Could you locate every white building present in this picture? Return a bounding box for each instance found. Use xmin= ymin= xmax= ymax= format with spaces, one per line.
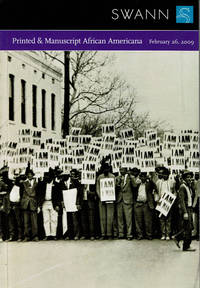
xmin=0 ymin=51 xmax=62 ymax=141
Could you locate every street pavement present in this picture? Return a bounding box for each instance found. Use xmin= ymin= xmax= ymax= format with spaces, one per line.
xmin=0 ymin=239 xmax=199 ymax=288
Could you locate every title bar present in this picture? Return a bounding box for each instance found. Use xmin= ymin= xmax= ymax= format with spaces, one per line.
xmin=0 ymin=30 xmax=198 ymax=51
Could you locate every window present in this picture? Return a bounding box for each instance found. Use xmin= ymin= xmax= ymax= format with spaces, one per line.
xmin=42 ymin=73 xmax=45 ymax=79
xmin=21 ymin=80 xmax=26 ymax=124
xmin=52 ymin=78 xmax=55 ymax=84
xmin=51 ymin=93 xmax=55 ymax=130
xmin=9 ymin=74 xmax=14 ymax=121
xmin=41 ymin=89 xmax=46 ymax=128
xmin=32 ymin=85 xmax=37 ymax=127
xmin=8 ymin=56 xmax=12 ymax=62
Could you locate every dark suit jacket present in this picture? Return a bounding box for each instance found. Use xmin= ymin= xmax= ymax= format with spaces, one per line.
xmin=133 ymin=180 xmax=156 ymax=209
xmin=20 ymin=179 xmax=38 ymax=211
xmin=37 ymin=181 xmax=62 ymax=210
xmin=179 ymin=182 xmax=193 ymax=214
xmin=59 ymin=178 xmax=84 ymax=208
xmin=116 ymin=174 xmax=137 ymax=205
xmin=0 ymin=180 xmax=11 ymax=214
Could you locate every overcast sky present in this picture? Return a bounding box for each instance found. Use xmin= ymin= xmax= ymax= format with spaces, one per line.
xmin=56 ymin=50 xmax=198 ymax=132
xmin=111 ymin=51 xmax=199 ymax=131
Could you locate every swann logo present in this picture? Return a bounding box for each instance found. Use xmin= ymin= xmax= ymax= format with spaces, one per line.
xmin=176 ymin=6 xmax=194 ymax=23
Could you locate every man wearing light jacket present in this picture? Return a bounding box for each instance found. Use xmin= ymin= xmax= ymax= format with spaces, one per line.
xmin=96 ymin=162 xmax=116 ymax=240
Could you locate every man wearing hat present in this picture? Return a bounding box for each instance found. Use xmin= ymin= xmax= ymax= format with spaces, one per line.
xmin=96 ymin=162 xmax=116 ymax=240
xmin=115 ymin=167 xmax=139 ymax=240
xmin=134 ymin=172 xmax=156 ymax=240
xmin=60 ymin=169 xmax=83 ymax=240
xmin=0 ymin=167 xmax=11 ymax=241
xmin=20 ymin=169 xmax=39 ymax=241
xmin=38 ymin=170 xmax=61 ymax=240
xmin=155 ymin=167 xmax=175 ymax=240
xmin=173 ymin=170 xmax=196 ymax=251
xmin=8 ymin=171 xmax=24 ymax=242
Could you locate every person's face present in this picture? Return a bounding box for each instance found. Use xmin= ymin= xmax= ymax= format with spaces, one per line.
xmin=27 ymin=173 xmax=33 ymax=180
xmin=139 ymin=175 xmax=146 ymax=183
xmin=70 ymin=171 xmax=76 ymax=180
xmin=163 ymin=174 xmax=169 ymax=181
xmin=120 ymin=168 xmax=126 ymax=176
xmin=184 ymin=175 xmax=191 ymax=185
xmin=47 ymin=176 xmax=53 ymax=183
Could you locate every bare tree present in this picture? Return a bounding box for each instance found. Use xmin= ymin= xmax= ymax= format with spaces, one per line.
xmin=42 ymin=51 xmax=167 ymax=137
xmin=68 ymin=51 xmax=136 ymax=125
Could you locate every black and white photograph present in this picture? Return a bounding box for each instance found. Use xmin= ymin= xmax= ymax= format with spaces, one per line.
xmin=0 ymin=50 xmax=199 ymax=288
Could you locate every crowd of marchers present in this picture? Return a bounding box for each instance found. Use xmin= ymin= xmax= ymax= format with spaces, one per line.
xmin=0 ymin=159 xmax=199 ymax=252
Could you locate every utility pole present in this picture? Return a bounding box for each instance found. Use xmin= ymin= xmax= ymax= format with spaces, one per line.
xmin=63 ymin=51 xmax=70 ymax=138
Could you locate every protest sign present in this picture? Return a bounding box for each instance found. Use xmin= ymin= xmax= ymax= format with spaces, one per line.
xmin=111 ymin=150 xmax=122 ymax=173
xmin=81 ymin=161 xmax=97 ymax=184
xmin=178 ymin=131 xmax=192 ymax=151
xmin=78 ymin=135 xmax=92 ymax=147
xmin=100 ymin=178 xmax=115 ymax=202
xmin=138 ymin=146 xmax=155 ymax=172
xmin=144 ymin=129 xmax=157 ymax=140
xmin=100 ymin=135 xmax=115 ymax=156
xmin=156 ymin=191 xmax=176 ymax=217
xmin=188 ymin=149 xmax=199 ymax=172
xmin=191 ymin=132 xmax=199 ymax=150
xmin=145 ymin=130 xmax=157 ymax=151
xmin=138 ymin=137 xmax=146 ymax=147
xmin=113 ymin=138 xmax=124 ymax=151
xmin=68 ymin=135 xmax=79 ymax=147
xmin=11 ymin=146 xmax=34 ymax=169
xmin=70 ymin=127 xmax=81 ymax=136
xmin=62 ymin=188 xmax=78 ymax=212
xmin=18 ymin=128 xmax=31 ymax=147
xmin=60 ymin=155 xmax=73 ymax=174
xmin=121 ymin=144 xmax=135 ymax=168
xmin=91 ymin=137 xmax=102 ymax=148
xmin=120 ymin=128 xmax=134 ymax=140
xmin=32 ymin=130 xmax=42 ymax=146
xmin=47 ymin=143 xmax=60 ymax=168
xmin=102 ymin=124 xmax=115 ymax=136
xmin=84 ymin=144 xmax=100 ymax=162
xmin=72 ymin=146 xmax=85 ymax=169
xmin=170 ymin=147 xmax=185 ymax=171
xmin=33 ymin=149 xmax=49 ymax=172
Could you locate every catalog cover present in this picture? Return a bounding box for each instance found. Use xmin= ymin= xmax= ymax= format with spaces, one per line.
xmin=0 ymin=1 xmax=199 ymax=288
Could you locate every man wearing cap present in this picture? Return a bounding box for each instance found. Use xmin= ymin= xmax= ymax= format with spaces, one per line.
xmin=20 ymin=170 xmax=39 ymax=241
xmin=173 ymin=170 xmax=196 ymax=251
xmin=134 ymin=172 xmax=156 ymax=240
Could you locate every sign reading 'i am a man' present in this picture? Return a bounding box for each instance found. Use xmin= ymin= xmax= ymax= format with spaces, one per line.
xmin=100 ymin=178 xmax=115 ymax=202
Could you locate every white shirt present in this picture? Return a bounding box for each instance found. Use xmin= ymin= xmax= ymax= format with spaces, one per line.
xmin=157 ymin=179 xmax=172 ymax=199
xmin=45 ymin=182 xmax=53 ymax=201
xmin=137 ymin=183 xmax=147 ymax=202
xmin=83 ymin=184 xmax=89 ymax=201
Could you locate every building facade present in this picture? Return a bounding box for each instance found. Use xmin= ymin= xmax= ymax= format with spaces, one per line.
xmin=0 ymin=51 xmax=62 ymax=141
